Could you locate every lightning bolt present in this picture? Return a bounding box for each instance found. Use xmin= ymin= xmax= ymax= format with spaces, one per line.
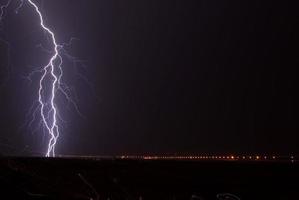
xmin=26 ymin=0 xmax=61 ymax=157
xmin=0 ymin=0 xmax=84 ymax=157
xmin=0 ymin=0 xmax=11 ymax=21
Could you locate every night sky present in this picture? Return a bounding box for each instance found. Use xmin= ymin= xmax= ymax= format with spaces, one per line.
xmin=0 ymin=0 xmax=298 ymax=156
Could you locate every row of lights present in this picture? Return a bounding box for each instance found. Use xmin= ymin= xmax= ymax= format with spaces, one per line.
xmin=119 ymin=155 xmax=281 ymax=160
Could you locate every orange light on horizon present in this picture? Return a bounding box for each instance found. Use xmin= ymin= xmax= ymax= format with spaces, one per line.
xmin=256 ymin=156 xmax=260 ymax=160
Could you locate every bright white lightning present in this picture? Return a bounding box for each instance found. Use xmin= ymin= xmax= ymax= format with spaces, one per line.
xmin=1 ymin=0 xmax=89 ymax=157
xmin=26 ymin=0 xmax=61 ymax=157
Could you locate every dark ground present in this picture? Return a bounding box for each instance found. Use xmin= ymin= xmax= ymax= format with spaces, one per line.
xmin=0 ymin=157 xmax=298 ymax=200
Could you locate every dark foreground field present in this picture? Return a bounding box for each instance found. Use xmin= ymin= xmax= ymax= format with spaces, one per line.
xmin=0 ymin=157 xmax=298 ymax=200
